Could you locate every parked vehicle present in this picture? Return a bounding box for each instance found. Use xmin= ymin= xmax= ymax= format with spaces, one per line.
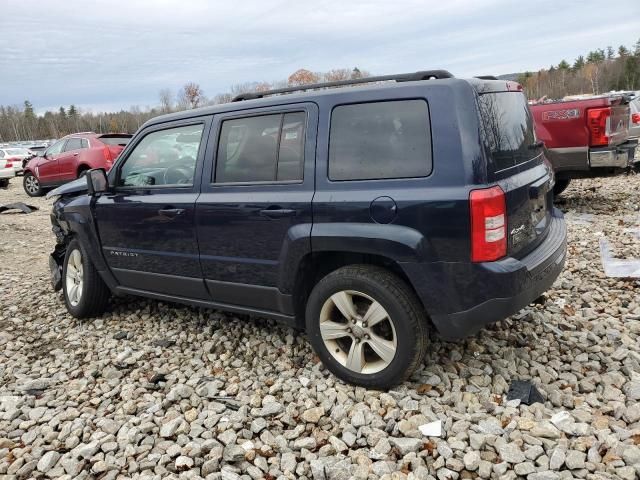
xmin=22 ymin=132 xmax=132 ymax=196
xmin=47 ymin=71 xmax=567 ymax=388
xmin=629 ymin=96 xmax=640 ymax=140
xmin=0 ymin=147 xmax=32 ymax=174
xmin=0 ymin=158 xmax=15 ymax=187
xmin=530 ymin=95 xmax=638 ymax=195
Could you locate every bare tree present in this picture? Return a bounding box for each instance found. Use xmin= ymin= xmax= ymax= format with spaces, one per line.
xmin=159 ymin=89 xmax=174 ymax=113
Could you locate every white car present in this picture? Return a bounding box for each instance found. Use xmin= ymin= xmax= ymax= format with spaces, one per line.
xmin=0 ymin=148 xmax=33 ymax=174
xmin=0 ymin=158 xmax=15 ymax=187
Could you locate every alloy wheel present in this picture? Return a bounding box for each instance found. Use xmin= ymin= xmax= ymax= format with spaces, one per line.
xmin=25 ymin=175 xmax=39 ymax=194
xmin=319 ymin=290 xmax=397 ymax=374
xmin=65 ymin=249 xmax=84 ymax=307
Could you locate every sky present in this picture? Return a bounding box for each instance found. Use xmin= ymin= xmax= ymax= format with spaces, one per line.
xmin=1 ymin=0 xmax=639 ymax=114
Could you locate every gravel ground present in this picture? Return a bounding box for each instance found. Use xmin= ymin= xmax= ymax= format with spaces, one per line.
xmin=1 ymin=174 xmax=640 ymax=480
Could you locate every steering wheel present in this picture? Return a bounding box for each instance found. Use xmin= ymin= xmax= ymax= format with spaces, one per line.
xmin=163 ymin=165 xmax=193 ymax=185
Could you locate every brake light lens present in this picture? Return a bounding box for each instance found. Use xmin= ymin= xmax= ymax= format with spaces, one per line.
xmin=103 ymin=146 xmax=113 ymax=163
xmin=587 ymin=107 xmax=611 ymax=147
xmin=632 ymin=113 xmax=640 ymax=124
xmin=470 ymin=186 xmax=507 ymax=262
xmin=5 ymin=160 xmax=13 ymax=168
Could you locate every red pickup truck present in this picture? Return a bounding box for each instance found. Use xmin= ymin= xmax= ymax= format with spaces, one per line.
xmin=530 ymin=95 xmax=638 ymax=195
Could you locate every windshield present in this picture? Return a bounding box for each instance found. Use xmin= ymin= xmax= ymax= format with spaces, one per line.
xmin=98 ymin=135 xmax=132 ymax=146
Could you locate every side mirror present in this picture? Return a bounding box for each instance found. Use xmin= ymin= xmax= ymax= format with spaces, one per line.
xmin=86 ymin=168 xmax=109 ymax=196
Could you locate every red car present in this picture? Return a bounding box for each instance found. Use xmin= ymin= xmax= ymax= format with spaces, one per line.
xmin=22 ymin=132 xmax=132 ymax=196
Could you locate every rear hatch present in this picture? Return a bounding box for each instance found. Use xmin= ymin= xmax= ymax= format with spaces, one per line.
xmin=98 ymin=134 xmax=132 ymax=159
xmin=475 ymin=82 xmax=554 ymax=258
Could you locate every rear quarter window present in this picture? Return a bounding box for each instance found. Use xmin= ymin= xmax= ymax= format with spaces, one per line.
xmin=477 ymin=92 xmax=537 ymax=172
xmin=329 ymin=99 xmax=432 ymax=181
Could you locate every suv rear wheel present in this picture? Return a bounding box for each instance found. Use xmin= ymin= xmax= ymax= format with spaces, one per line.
xmin=63 ymin=239 xmax=110 ymax=318
xmin=306 ymin=265 xmax=427 ymax=389
xmin=23 ymin=172 xmax=43 ymax=197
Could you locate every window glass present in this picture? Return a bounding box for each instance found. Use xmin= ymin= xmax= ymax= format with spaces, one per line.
xmin=329 ymin=100 xmax=431 ymax=181
xmin=46 ymin=140 xmax=66 ymax=156
xmin=477 ymin=92 xmax=537 ymax=171
xmin=81 ymin=138 xmax=89 ymax=149
xmin=215 ymin=112 xmax=305 ymax=183
xmin=118 ymin=124 xmax=204 ymax=187
xmin=0 ymin=151 xmax=4 ymax=158
xmin=64 ymin=138 xmax=83 ymax=151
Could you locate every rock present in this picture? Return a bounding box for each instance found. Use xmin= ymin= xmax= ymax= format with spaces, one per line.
xmin=463 ymin=451 xmax=481 ymax=471
xmin=564 ymin=450 xmax=586 ymax=469
xmin=514 ymin=462 xmax=536 ymax=476
xmin=37 ymin=450 xmax=61 ymax=472
xmin=390 ymin=437 xmax=423 ymax=455
xmin=281 ymin=452 xmax=297 ymax=473
xmin=176 ymin=455 xmax=194 ymax=470
xmin=223 ymin=444 xmax=246 ymax=462
xmin=498 ymin=443 xmax=525 ymax=463
xmin=621 ymin=446 xmax=640 ymax=466
xmin=527 ymin=472 xmax=560 ymax=480
xmin=259 ymin=402 xmax=284 ymax=417
xmin=301 ymin=406 xmax=324 ymax=423
xmin=160 ymin=416 xmax=183 ymax=438
xmin=549 ymin=448 xmax=565 ymax=470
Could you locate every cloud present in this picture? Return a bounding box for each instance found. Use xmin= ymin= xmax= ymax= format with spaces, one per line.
xmin=1 ymin=0 xmax=638 ymax=112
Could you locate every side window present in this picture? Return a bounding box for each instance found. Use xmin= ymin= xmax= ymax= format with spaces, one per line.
xmin=215 ymin=111 xmax=306 ymax=183
xmin=329 ymin=100 xmax=432 ymax=181
xmin=64 ymin=138 xmax=83 ymax=152
xmin=46 ymin=140 xmax=66 ymax=156
xmin=118 ymin=124 xmax=204 ymax=187
xmin=81 ymin=138 xmax=89 ymax=149
xmin=0 ymin=151 xmax=4 ymax=158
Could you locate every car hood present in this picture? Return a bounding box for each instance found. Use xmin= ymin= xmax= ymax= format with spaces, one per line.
xmin=46 ymin=177 xmax=87 ymax=198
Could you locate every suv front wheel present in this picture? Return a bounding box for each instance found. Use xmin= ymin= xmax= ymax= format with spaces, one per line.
xmin=23 ymin=172 xmax=43 ymax=197
xmin=63 ymin=239 xmax=110 ymax=318
xmin=306 ymin=265 xmax=427 ymax=389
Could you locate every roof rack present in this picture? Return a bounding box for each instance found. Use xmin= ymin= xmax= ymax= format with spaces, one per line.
xmin=232 ymin=69 xmax=454 ymax=102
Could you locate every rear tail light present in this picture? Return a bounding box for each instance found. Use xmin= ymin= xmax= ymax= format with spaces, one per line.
xmin=470 ymin=186 xmax=507 ymax=262
xmin=632 ymin=113 xmax=640 ymax=124
xmin=5 ymin=160 xmax=13 ymax=168
xmin=586 ymin=107 xmax=611 ymax=147
xmin=103 ymin=146 xmax=113 ymax=163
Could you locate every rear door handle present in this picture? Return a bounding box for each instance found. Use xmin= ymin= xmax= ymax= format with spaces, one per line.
xmin=158 ymin=208 xmax=185 ymax=217
xmin=260 ymin=208 xmax=296 ymax=218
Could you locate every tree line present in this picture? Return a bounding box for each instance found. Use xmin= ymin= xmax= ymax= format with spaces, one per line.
xmin=0 ymin=67 xmax=369 ymax=143
xmin=518 ymin=39 xmax=640 ymax=100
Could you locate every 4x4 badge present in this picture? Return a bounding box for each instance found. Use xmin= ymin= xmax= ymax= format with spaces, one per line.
xmin=109 ymin=250 xmax=139 ymax=257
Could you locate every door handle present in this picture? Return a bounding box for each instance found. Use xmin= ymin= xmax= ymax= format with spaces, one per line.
xmin=158 ymin=207 xmax=185 ymax=217
xmin=73 ymin=153 xmax=79 ymax=156
xmin=259 ymin=207 xmax=296 ymax=218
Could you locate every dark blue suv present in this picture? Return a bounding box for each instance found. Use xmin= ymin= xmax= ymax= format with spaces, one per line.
xmin=48 ymin=71 xmax=566 ymax=388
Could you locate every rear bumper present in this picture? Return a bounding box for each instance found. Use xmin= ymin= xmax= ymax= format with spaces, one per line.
xmin=0 ymin=168 xmax=15 ymax=179
xmin=590 ymin=140 xmax=637 ymax=168
xmin=401 ymin=208 xmax=566 ymax=340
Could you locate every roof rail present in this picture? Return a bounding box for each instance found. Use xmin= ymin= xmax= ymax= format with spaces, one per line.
xmin=475 ymin=75 xmax=498 ymax=80
xmin=232 ymin=69 xmax=454 ymax=102
xmin=69 ymin=131 xmax=96 ymax=135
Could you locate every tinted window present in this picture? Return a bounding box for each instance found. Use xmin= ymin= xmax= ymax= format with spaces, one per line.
xmin=329 ymin=100 xmax=431 ymax=181
xmin=477 ymin=92 xmax=537 ymax=171
xmin=215 ymin=112 xmax=305 ymax=183
xmin=64 ymin=138 xmax=83 ymax=151
xmin=118 ymin=124 xmax=203 ymax=187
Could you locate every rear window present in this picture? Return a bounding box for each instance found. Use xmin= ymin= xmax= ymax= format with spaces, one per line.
xmin=99 ymin=135 xmax=132 ymax=146
xmin=329 ymin=100 xmax=432 ymax=181
xmin=477 ymin=92 xmax=537 ymax=171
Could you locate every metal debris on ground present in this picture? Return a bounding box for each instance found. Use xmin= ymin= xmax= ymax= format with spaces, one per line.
xmin=599 ymin=237 xmax=640 ymax=278
xmin=506 ymin=380 xmax=544 ymax=405
xmin=0 ymin=202 xmax=39 ymax=214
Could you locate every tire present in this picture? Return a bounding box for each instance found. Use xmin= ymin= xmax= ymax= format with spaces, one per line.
xmin=305 ymin=265 xmax=428 ymax=389
xmin=78 ymin=167 xmax=89 ymax=178
xmin=23 ymin=172 xmax=44 ymax=197
xmin=62 ymin=239 xmax=110 ymax=318
xmin=0 ymin=178 xmax=8 ymax=188
xmin=553 ymin=178 xmax=570 ymax=197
